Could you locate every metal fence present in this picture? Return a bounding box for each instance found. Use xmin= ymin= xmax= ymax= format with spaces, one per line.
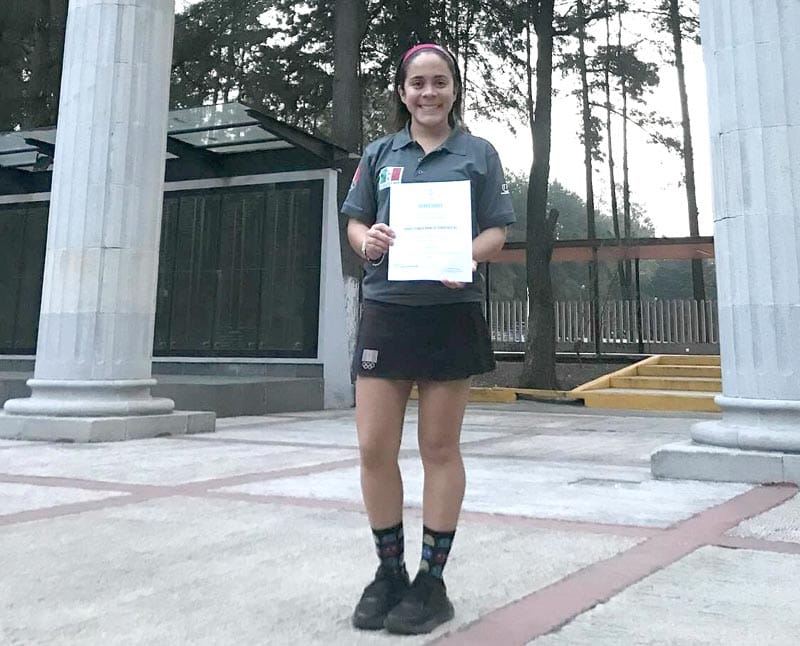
xmin=488 ymin=298 xmax=719 ymax=354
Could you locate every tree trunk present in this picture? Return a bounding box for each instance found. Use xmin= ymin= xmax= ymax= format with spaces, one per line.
xmin=603 ymin=0 xmax=625 ymax=296
xmin=333 ymin=0 xmax=364 ymax=279
xmin=619 ymin=7 xmax=633 ymax=301
xmin=668 ymin=0 xmax=705 ymax=301
xmin=576 ymin=0 xmax=600 ymax=354
xmin=520 ymin=0 xmax=559 ymax=390
xmin=621 ymin=78 xmax=634 ymax=301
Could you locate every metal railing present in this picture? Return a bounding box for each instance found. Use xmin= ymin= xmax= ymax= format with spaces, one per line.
xmin=488 ymin=298 xmax=719 ymax=354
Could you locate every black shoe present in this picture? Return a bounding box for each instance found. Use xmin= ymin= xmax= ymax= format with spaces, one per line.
xmin=383 ymin=571 xmax=455 ymax=635
xmin=351 ymin=565 xmax=411 ymax=630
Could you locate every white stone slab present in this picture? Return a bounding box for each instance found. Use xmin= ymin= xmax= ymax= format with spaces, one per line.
xmin=728 ymin=494 xmax=800 ymax=545
xmin=652 ymin=440 xmax=797 ymax=484
xmin=531 ymin=546 xmax=800 ymax=645
xmin=207 ymin=420 xmax=505 ymax=450
xmin=0 ymin=483 xmax=125 ymax=516
xmin=221 ymin=457 xmax=749 ymax=528
xmin=0 ymin=410 xmax=214 ymax=443
xmin=0 ymin=497 xmax=638 ymax=645
xmin=463 ymin=431 xmax=689 ymax=465
xmin=0 ymin=440 xmax=356 ymax=486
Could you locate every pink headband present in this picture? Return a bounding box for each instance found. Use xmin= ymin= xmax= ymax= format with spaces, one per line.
xmin=402 ymin=43 xmax=451 ymax=63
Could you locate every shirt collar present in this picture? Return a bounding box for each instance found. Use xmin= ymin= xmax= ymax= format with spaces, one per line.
xmin=391 ymin=123 xmax=469 ymax=156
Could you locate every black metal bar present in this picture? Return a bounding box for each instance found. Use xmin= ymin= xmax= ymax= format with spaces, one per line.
xmin=203 ymin=137 xmax=279 ymax=150
xmin=23 ymin=137 xmax=56 ymax=157
xmin=591 ymin=246 xmax=601 ymax=356
xmin=635 ymin=257 xmax=644 ymax=353
xmin=166 ymin=135 xmax=222 ymax=170
xmin=168 ymin=120 xmax=256 ymax=136
xmin=242 ymin=103 xmax=351 ymax=165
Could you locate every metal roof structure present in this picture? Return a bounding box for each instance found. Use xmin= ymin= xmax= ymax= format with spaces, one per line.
xmin=0 ymin=101 xmax=353 ymax=195
xmin=496 ymin=236 xmax=715 ymax=263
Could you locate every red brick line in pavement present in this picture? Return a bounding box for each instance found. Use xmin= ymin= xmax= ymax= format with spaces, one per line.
xmin=169 ymin=430 xmax=519 ymax=451
xmin=0 ymin=456 xmax=362 ymax=497
xmin=169 ymin=434 xmax=357 ymax=451
xmin=198 ymin=490 xmax=660 ymax=538
xmin=0 ymin=492 xmax=158 ymax=527
xmin=0 ymin=457 xmax=361 ymax=526
xmin=433 ymin=484 xmax=799 ymax=646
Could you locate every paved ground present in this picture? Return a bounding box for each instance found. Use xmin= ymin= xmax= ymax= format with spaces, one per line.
xmin=0 ymin=402 xmax=798 ymax=645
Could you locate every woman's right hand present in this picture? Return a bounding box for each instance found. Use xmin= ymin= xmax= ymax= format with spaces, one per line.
xmin=363 ymin=223 xmax=395 ymax=259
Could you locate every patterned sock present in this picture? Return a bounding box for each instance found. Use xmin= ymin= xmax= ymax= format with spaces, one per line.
xmin=419 ymin=526 xmax=456 ymax=579
xmin=372 ymin=523 xmax=405 ymax=573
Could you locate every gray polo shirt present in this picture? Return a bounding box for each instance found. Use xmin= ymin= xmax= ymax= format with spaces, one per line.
xmin=342 ymin=125 xmax=516 ymax=306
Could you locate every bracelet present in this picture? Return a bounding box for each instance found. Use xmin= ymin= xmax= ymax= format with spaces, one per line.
xmin=360 ymin=235 xmax=384 ymax=264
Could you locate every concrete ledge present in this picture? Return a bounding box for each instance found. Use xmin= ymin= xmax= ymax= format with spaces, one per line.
xmin=651 ymin=440 xmax=800 ymax=485
xmin=1 ymin=372 xmax=324 ymax=417
xmin=0 ymin=410 xmax=215 ymax=443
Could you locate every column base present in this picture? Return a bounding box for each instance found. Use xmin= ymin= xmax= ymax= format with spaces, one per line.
xmin=651 ymin=441 xmax=800 ymax=485
xmin=0 ymin=410 xmax=215 ymax=443
xmin=3 ymin=379 xmax=175 ymax=417
xmin=691 ymin=396 xmax=800 ymax=452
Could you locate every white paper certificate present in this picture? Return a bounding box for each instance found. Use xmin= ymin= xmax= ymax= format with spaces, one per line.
xmin=387 ymin=180 xmax=473 ymax=282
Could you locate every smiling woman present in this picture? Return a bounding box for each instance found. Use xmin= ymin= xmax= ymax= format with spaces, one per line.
xmin=392 ymin=45 xmax=463 ymax=137
xmin=342 ymin=43 xmax=515 ymax=636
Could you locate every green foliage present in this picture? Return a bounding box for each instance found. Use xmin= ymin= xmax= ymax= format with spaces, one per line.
xmin=171 ymin=0 xmax=335 ymax=134
xmin=489 ymin=171 xmax=708 ymax=305
xmin=503 ymin=173 xmax=654 ymax=244
xmin=170 ymin=0 xmax=527 ymax=143
xmin=0 ymin=0 xmax=67 ymax=130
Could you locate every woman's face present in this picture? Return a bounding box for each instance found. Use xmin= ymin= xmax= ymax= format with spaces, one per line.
xmin=398 ymin=51 xmax=457 ymax=132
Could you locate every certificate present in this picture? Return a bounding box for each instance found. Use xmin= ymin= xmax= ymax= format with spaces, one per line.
xmin=387 ymin=180 xmax=473 ymax=282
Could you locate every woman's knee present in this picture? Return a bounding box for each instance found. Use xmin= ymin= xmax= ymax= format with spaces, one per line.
xmin=419 ymin=435 xmax=461 ymax=467
xmin=359 ymin=433 xmax=400 ymax=471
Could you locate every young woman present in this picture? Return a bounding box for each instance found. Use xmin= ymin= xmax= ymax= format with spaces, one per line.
xmin=341 ymin=43 xmax=515 ymax=635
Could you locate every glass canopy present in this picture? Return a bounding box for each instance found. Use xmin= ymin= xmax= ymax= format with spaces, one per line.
xmin=0 ymin=101 xmax=346 ymax=176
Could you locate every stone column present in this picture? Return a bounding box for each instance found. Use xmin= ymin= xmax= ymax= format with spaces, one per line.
xmin=652 ymin=0 xmax=800 ymax=483
xmin=0 ymin=0 xmax=214 ymax=441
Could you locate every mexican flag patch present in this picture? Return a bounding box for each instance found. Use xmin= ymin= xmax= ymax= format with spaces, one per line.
xmin=378 ymin=166 xmax=404 ymax=190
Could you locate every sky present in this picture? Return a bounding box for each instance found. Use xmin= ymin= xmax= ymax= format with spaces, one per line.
xmin=174 ymin=1 xmax=713 ymax=238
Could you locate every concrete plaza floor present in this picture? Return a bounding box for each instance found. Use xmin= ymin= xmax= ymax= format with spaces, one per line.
xmin=1 ymin=402 xmax=798 ymax=645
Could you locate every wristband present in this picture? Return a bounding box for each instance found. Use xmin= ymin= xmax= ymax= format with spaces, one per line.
xmin=361 ymin=235 xmax=382 ymax=262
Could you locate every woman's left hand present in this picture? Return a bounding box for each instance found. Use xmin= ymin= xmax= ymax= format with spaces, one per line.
xmin=441 ymin=260 xmax=478 ymax=289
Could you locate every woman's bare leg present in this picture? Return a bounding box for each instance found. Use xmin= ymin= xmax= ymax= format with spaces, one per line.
xmin=355 ymin=376 xmax=413 ymax=528
xmin=416 ymin=379 xmax=471 ymax=530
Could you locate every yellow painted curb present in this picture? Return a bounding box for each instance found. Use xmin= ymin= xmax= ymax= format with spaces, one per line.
xmin=570 ymin=355 xmax=660 ymax=394
xmin=409 ymin=386 xmax=517 ymax=402
xmin=409 ymin=386 xmax=578 ymax=403
xmin=581 ymin=390 xmax=721 ymax=413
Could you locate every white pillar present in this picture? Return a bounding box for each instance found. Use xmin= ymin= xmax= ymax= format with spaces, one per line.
xmin=0 ymin=0 xmax=214 ymax=441
xmin=652 ymin=0 xmax=800 ymax=483
xmin=318 ymin=170 xmax=356 ymax=409
xmin=691 ymin=0 xmax=800 ymax=452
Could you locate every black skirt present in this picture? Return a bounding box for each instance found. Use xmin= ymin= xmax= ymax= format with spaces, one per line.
xmin=352 ymin=300 xmax=495 ymax=381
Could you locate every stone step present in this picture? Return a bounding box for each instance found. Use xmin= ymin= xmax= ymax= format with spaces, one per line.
xmin=638 ymin=365 xmax=721 ymax=378
xmin=610 ymin=375 xmax=722 ymax=392
xmin=579 ymin=387 xmax=720 ymax=413
xmin=655 ymin=354 xmax=720 ymax=366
